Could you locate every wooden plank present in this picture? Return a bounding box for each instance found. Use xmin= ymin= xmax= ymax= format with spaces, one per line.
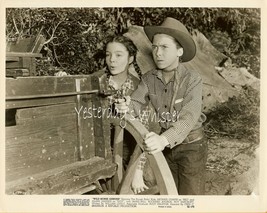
xmin=6 ymin=96 xmax=76 ymax=109
xmin=6 ymin=56 xmax=19 ymax=62
xmin=31 ymin=35 xmax=45 ymax=53
xmin=119 ymin=145 xmax=142 ymax=194
xmin=6 ymin=37 xmax=37 ymax=52
xmin=16 ymin=100 xmax=95 ymax=161
xmin=6 ymin=112 xmax=79 ymax=182
xmin=6 ymin=52 xmax=42 ymax=58
xmin=7 ymin=103 xmax=95 ymax=180
xmin=6 ymin=157 xmax=117 ymax=195
xmin=16 ymin=103 xmax=76 ymax=121
xmin=6 ymin=75 xmax=97 ymax=109
xmin=29 ymin=57 xmax=36 ymax=76
xmin=102 ymin=99 xmax=112 ymax=160
xmin=6 ymin=35 xmax=44 ymax=54
xmin=76 ymin=79 xmax=84 ymax=161
xmin=75 ymin=79 xmax=96 ymax=160
xmin=6 ymin=69 xmax=30 ymax=78
xmin=6 ymin=57 xmax=32 ymax=69
xmin=77 ymin=95 xmax=96 ymax=160
xmin=91 ymin=76 xmax=109 ymax=158
xmin=6 ymin=75 xmax=93 ymax=99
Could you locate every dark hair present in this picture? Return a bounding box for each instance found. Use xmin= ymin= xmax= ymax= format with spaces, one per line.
xmin=105 ymin=35 xmax=142 ymax=78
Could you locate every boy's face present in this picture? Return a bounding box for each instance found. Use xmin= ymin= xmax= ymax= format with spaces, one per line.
xmin=106 ymin=42 xmax=133 ymax=76
xmin=152 ymin=34 xmax=183 ymax=71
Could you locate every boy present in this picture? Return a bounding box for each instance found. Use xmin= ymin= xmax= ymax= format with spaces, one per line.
xmin=119 ymin=17 xmax=207 ymax=195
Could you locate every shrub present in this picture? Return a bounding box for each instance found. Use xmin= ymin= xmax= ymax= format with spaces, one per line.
xmin=204 ymin=86 xmax=260 ymax=144
xmin=6 ymin=8 xmax=260 ymax=77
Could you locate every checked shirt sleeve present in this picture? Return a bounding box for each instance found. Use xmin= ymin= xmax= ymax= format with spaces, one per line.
xmin=136 ymin=152 xmax=147 ymax=171
xmin=128 ymin=77 xmax=149 ymax=118
xmin=161 ymin=73 xmax=203 ymax=148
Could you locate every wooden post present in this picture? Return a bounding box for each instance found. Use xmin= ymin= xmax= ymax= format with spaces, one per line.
xmin=75 ymin=79 xmax=84 ymax=161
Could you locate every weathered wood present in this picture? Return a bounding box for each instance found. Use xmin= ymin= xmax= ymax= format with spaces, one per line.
xmin=6 ymin=157 xmax=117 ymax=195
xmin=16 ymin=103 xmax=75 ymax=122
xmin=6 ymin=96 xmax=76 ymax=109
xmin=29 ymin=57 xmax=36 ymax=75
xmin=6 ymin=34 xmax=44 ymax=53
xmin=31 ymin=35 xmax=45 ymax=53
xmin=6 ymin=75 xmax=96 ymax=109
xmin=91 ymin=76 xmax=112 ymax=159
xmin=6 ymin=56 xmax=20 ymax=62
xmin=76 ymin=78 xmax=84 ymax=161
xmin=70 ymin=185 xmax=97 ymax=195
xmin=6 ymin=52 xmax=43 ymax=58
xmin=6 ymin=37 xmax=36 ymax=52
xmin=5 ymin=72 xmax=117 ymax=195
xmin=6 ymin=75 xmax=93 ymax=99
xmin=6 ymin=69 xmax=30 ymax=78
xmin=79 ymin=98 xmax=96 ymax=160
xmin=6 ymin=57 xmax=33 ymax=69
xmin=117 ymin=115 xmax=178 ymax=195
xmin=7 ymin=103 xmax=96 ymax=180
xmin=119 ymin=144 xmax=142 ymax=195
xmin=75 ymin=79 xmax=96 ymax=161
xmin=6 ymin=112 xmax=78 ymax=181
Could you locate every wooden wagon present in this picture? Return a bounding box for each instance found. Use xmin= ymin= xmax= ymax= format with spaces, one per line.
xmin=5 ymin=54 xmax=177 ymax=195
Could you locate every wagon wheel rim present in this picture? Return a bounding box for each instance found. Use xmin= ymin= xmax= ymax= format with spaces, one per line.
xmin=111 ymin=114 xmax=178 ymax=195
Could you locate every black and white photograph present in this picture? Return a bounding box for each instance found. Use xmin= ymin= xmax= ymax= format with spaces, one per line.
xmin=1 ymin=1 xmax=266 ymax=212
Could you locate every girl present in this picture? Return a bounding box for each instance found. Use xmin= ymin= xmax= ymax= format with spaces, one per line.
xmin=105 ymin=35 xmax=149 ymax=193
xmin=104 ymin=35 xmax=140 ymax=109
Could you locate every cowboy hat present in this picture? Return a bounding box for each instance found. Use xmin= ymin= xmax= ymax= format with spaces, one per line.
xmin=144 ymin=17 xmax=196 ymax=62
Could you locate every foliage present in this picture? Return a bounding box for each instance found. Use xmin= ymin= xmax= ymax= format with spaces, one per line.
xmin=6 ymin=7 xmax=260 ymax=77
xmin=204 ymin=86 xmax=260 ymax=143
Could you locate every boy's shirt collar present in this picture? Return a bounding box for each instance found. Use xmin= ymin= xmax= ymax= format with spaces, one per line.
xmin=152 ymin=64 xmax=186 ymax=84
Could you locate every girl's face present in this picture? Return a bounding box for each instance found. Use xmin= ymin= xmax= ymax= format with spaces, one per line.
xmin=106 ymin=42 xmax=133 ymax=76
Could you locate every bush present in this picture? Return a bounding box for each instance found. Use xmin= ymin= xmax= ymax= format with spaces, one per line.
xmin=6 ymin=8 xmax=260 ymax=77
xmin=204 ymin=86 xmax=260 ymax=143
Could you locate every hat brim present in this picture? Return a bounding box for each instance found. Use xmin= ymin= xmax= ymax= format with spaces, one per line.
xmin=144 ymin=26 xmax=196 ymax=62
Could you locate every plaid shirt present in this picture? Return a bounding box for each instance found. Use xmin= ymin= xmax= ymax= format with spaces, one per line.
xmin=107 ymin=73 xmax=138 ymax=105
xmin=130 ymin=64 xmax=206 ymax=149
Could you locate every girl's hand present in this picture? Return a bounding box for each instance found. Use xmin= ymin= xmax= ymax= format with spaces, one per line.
xmin=55 ymin=71 xmax=69 ymax=76
xmin=131 ymin=169 xmax=149 ymax=194
xmin=115 ymin=96 xmax=130 ymax=114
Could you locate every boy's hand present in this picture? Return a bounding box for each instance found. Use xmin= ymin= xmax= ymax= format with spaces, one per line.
xmin=144 ymin=132 xmax=169 ymax=154
xmin=131 ymin=169 xmax=149 ymax=194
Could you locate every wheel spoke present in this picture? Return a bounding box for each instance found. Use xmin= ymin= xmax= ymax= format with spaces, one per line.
xmin=111 ymin=115 xmax=178 ymax=195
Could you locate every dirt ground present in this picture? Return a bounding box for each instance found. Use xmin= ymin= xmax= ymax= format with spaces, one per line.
xmin=205 ymin=137 xmax=259 ymax=195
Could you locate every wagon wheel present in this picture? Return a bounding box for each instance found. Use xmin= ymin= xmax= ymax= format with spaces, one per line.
xmin=101 ymin=114 xmax=178 ymax=195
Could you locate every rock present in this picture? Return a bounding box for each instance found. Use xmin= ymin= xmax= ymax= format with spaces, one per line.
xmin=218 ymin=65 xmax=260 ymax=91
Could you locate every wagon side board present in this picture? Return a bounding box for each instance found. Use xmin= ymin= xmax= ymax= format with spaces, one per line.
xmin=5 ymin=74 xmax=113 ymax=194
xmin=6 ymin=157 xmax=117 ymax=195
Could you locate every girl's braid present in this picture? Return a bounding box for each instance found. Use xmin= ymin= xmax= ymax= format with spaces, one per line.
xmin=133 ymin=60 xmax=142 ymax=79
